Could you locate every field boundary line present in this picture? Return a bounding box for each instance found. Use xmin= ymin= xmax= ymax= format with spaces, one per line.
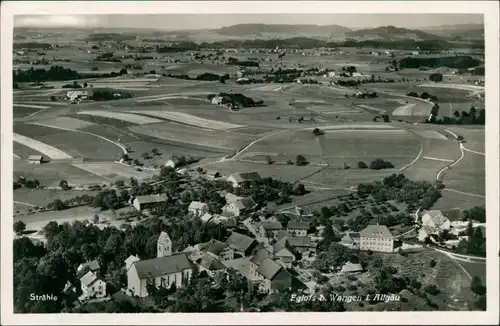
xmin=25 ymin=123 xmax=128 ymax=155
xmin=462 ymin=147 xmax=485 ymax=156
xmin=443 ymin=188 xmax=485 ymax=198
xmin=443 ymin=129 xmax=484 ymax=155
xmin=14 ymin=201 xmax=36 ymax=207
xmin=423 ymin=156 xmax=455 ymax=163
xmin=398 ymin=138 xmax=424 ymax=173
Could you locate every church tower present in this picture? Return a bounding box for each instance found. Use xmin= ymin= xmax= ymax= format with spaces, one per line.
xmin=157 ymin=231 xmax=172 ymax=258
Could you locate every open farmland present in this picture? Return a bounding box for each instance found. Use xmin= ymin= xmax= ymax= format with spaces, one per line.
xmin=441 ymin=151 xmax=485 ymax=196
xmin=128 ymin=121 xmax=257 ymax=151
xmin=71 ymin=162 xmax=156 ymax=182
xmin=14 ymin=188 xmax=98 ymax=209
xmin=77 ymin=110 xmax=163 ymax=124
xmin=130 ymin=110 xmax=246 ymax=130
xmin=28 ymin=116 xmax=96 ymax=130
xmin=13 ymin=133 xmax=73 ymax=160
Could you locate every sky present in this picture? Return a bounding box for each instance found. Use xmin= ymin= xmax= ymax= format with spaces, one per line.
xmin=14 ymin=14 xmax=483 ymax=30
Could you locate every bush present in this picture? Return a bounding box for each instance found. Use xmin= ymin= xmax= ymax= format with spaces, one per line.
xmin=370 ymin=159 xmax=394 ymax=170
xmin=357 ymin=161 xmax=368 ymax=169
xmin=295 ymin=155 xmax=308 ymax=166
xmin=423 ymin=284 xmax=440 ymax=295
xmin=429 ymin=259 xmax=436 ymax=268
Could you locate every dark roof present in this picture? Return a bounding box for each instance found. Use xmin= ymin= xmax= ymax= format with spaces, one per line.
xmin=80 ymin=271 xmax=99 ymax=287
xmin=169 ymin=155 xmax=181 ymax=164
xmin=360 ymin=225 xmax=393 ymax=238
xmin=205 ymin=239 xmax=229 ymax=255
xmin=135 ymin=195 xmax=168 ymax=205
xmin=276 ymin=230 xmax=290 ymax=240
xmin=239 ymin=197 xmax=257 ymax=209
xmin=286 ymin=236 xmax=316 ymax=248
xmin=80 ymin=259 xmax=100 ymax=271
xmin=272 ymin=237 xmax=295 ymax=254
xmin=261 ymin=221 xmax=283 ymax=230
xmin=222 ymin=218 xmax=238 ymax=228
xmin=198 ymin=253 xmax=225 ymax=271
xmin=250 ymin=248 xmax=276 ymax=265
xmin=133 ymin=253 xmax=194 ymax=279
xmin=229 ymin=172 xmax=262 ymax=183
xmin=340 ymin=232 xmax=360 ymax=243
xmin=287 ymin=221 xmax=310 ymax=230
xmin=256 ymin=258 xmax=283 ymax=280
xmin=226 ymin=232 xmax=256 ymax=253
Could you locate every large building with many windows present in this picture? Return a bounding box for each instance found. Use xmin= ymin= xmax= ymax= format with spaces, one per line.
xmin=359 ymin=225 xmax=394 ymax=253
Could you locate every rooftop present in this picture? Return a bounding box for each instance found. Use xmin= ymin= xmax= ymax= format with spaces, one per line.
xmin=132 ymin=253 xmax=194 ymax=279
xmin=250 ymin=248 xmax=276 ymax=266
xmin=198 ymin=253 xmax=225 ymax=271
xmin=188 ymin=201 xmax=208 ymax=210
xmin=80 ymin=271 xmax=99 ymax=287
xmin=261 ymin=221 xmax=283 ymax=230
xmin=360 ymin=225 xmax=393 ymax=238
xmin=256 ymin=258 xmax=283 ymax=280
xmin=28 ymin=155 xmax=43 ymax=160
xmin=134 ymin=194 xmax=168 ymax=205
xmin=229 ymin=172 xmax=262 ymax=183
xmin=226 ymin=231 xmax=256 ymax=253
xmin=204 ymin=239 xmax=229 ymax=255
xmin=287 ymin=221 xmax=310 ymax=230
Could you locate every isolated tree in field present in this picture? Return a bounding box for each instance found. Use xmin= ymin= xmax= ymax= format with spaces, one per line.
xmin=453 ymin=110 xmax=461 ymax=118
xmin=266 ymin=155 xmax=274 ymax=165
xmin=13 ymin=221 xmax=26 ymax=235
xmin=457 ymin=135 xmax=464 ymax=142
xmin=295 ymin=155 xmax=308 ymax=166
xmin=133 ymin=159 xmax=140 ymax=166
xmin=357 ymin=161 xmax=368 ymax=169
xmin=84 ymin=82 xmax=88 ymax=88
xmin=429 ymin=73 xmax=443 ymax=83
xmin=312 ymin=128 xmax=324 ymax=136
xmin=59 ymin=180 xmax=69 ymax=190
xmin=382 ymin=114 xmax=390 ymax=123
xmin=151 ymin=148 xmax=160 ymax=156
xmin=141 ymin=152 xmax=151 ymax=160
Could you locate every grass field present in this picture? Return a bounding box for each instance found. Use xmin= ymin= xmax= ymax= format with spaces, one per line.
xmin=14 ymin=161 xmax=107 ymax=187
xmin=445 ymin=127 xmax=485 ymax=153
xmin=28 ymin=116 xmax=96 ymax=130
xmin=433 ymin=189 xmax=485 ymax=210
xmin=305 ymin=167 xmax=399 ymax=188
xmin=442 ymin=152 xmax=485 ymax=196
xmin=128 ymin=121 xmax=257 ymax=151
xmin=14 ymin=133 xmax=73 ymax=160
xmin=130 ymin=110 xmax=246 ymax=130
xmin=78 ymin=111 xmax=163 ymax=124
xmin=14 ymin=188 xmax=98 ymax=208
xmin=72 ymin=162 xmax=155 ymax=182
xmin=13 ymin=142 xmax=46 ymax=159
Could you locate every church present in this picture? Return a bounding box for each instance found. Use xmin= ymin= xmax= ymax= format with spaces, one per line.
xmin=125 ymin=231 xmax=195 ymax=297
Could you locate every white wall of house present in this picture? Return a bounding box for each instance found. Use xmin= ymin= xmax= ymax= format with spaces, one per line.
xmin=127 ymin=267 xmax=193 ymax=297
xmin=359 ymin=237 xmax=394 ymax=252
xmin=82 ymin=279 xmax=106 ymax=299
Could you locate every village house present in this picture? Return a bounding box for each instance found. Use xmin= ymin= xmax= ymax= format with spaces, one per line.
xmin=126 ymin=232 xmax=195 ymax=297
xmin=359 ymin=225 xmax=394 ymax=253
xmin=211 ymin=96 xmax=223 ymax=105
xmin=196 ymin=253 xmax=226 ymax=277
xmin=421 ymin=210 xmax=452 ymax=231
xmin=225 ymin=231 xmax=258 ymax=257
xmin=249 ymin=248 xmax=278 ymax=280
xmin=66 ymin=90 xmax=90 ymax=101
xmin=340 ymin=262 xmax=363 ymax=274
xmin=259 ymin=221 xmax=283 ymax=238
xmin=203 ymin=239 xmax=235 ymax=261
xmin=222 ymin=197 xmax=257 ymax=218
xmin=79 ymin=271 xmax=107 ymax=301
xmin=418 ymin=226 xmax=435 ymax=242
xmin=28 ymin=155 xmax=44 ymax=164
xmin=200 ymin=212 xmax=214 ymax=223
xmin=132 ymin=194 xmax=168 ymax=211
xmin=339 ymin=232 xmax=360 ymax=249
xmin=188 ymin=201 xmax=209 ymax=217
xmin=272 ymin=238 xmax=297 ymax=266
xmin=165 ymin=156 xmax=182 ymax=169
xmin=254 ymin=258 xmax=293 ymax=294
xmin=281 ymin=235 xmax=317 ymax=254
xmin=205 ymin=170 xmax=221 ymax=180
xmin=227 ymin=172 xmax=262 ymax=188
xmin=77 ymin=259 xmax=101 ymax=277
xmin=287 ymin=221 xmax=310 ymax=237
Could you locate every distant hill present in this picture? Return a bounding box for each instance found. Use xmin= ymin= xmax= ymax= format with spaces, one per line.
xmin=420 ymin=24 xmax=484 ymax=40
xmin=345 ymin=25 xmax=443 ymax=40
xmin=214 ymin=23 xmax=352 ymax=37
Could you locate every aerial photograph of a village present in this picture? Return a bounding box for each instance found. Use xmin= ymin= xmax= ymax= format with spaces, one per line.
xmin=11 ymin=13 xmax=487 ymax=313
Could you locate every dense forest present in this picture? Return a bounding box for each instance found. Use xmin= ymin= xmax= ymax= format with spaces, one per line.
xmin=13 ymin=66 xmax=129 ymax=83
xmin=398 ymin=56 xmax=481 ymax=69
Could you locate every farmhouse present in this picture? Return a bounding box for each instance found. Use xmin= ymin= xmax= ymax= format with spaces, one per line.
xmin=165 ymin=156 xmax=182 ymax=169
xmin=204 ymin=239 xmax=235 ymax=261
xmin=418 ymin=226 xmax=434 ymax=242
xmin=188 ymin=201 xmax=209 ymax=217
xmin=421 ymin=210 xmax=452 ymax=231
xmin=282 ymin=236 xmax=317 ymax=254
xmin=272 ymin=237 xmax=297 ymax=265
xmin=79 ymin=271 xmax=107 ymax=302
xmin=254 ymin=258 xmax=293 ymax=294
xmin=249 ymin=248 xmax=278 ymax=280
xmin=66 ymin=90 xmax=90 ymax=101
xmin=287 ymin=221 xmax=310 ymax=237
xmin=28 ymin=155 xmax=44 ymax=164
xmin=77 ymin=259 xmax=101 ymax=277
xmin=227 ymin=172 xmax=262 ymax=188
xmin=222 ymin=197 xmax=257 ymax=217
xmin=340 ymin=232 xmax=360 ymax=249
xmin=206 ymin=170 xmax=221 ymax=180
xmin=359 ymin=225 xmax=394 ymax=253
xmin=211 ymin=96 xmax=223 ymax=105
xmin=259 ymin=221 xmax=283 ymax=238
xmin=132 ymin=194 xmax=168 ymax=211
xmin=225 ymin=231 xmax=258 ymax=257
xmin=196 ymin=253 xmax=226 ymax=277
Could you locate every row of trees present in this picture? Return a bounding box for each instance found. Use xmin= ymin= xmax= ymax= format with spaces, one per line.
xmin=430 ymin=106 xmax=485 ymax=125
xmin=13 ymin=66 xmax=129 ymax=83
xmin=166 ymin=72 xmax=229 ymax=83
xmin=398 ymin=56 xmax=481 ymax=69
xmin=358 ymin=159 xmax=395 ymax=170
xmin=407 ymin=91 xmax=439 ymax=102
